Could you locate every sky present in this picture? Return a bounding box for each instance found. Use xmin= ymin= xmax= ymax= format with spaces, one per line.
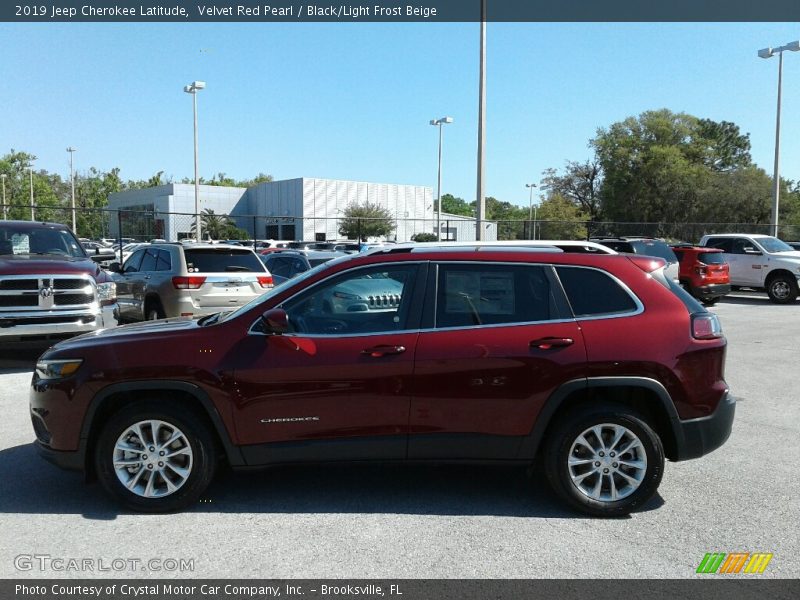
xmin=2 ymin=21 xmax=800 ymax=208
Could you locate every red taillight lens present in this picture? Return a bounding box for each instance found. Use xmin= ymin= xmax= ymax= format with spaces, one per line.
xmin=172 ymin=276 xmax=206 ymax=290
xmin=257 ymin=275 xmax=274 ymax=288
xmin=694 ymin=262 xmax=707 ymax=275
xmin=692 ymin=314 xmax=723 ymax=339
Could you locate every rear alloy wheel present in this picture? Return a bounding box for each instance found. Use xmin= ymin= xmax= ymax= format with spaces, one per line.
xmin=146 ymin=299 xmax=166 ymax=320
xmin=95 ymin=401 xmax=217 ymax=512
xmin=766 ymin=275 xmax=798 ymax=304
xmin=545 ymin=407 xmax=664 ymax=517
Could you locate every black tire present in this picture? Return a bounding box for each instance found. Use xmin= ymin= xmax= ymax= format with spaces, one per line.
xmin=95 ymin=400 xmax=217 ymax=512
xmin=766 ymin=275 xmax=798 ymax=304
xmin=145 ymin=297 xmax=166 ymax=320
xmin=544 ymin=405 xmax=664 ymax=517
xmin=702 ymin=298 xmax=718 ymax=307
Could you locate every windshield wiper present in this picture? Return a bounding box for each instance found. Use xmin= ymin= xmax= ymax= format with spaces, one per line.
xmin=197 ymin=313 xmax=221 ymax=326
xmin=225 ymin=266 xmax=252 ymax=272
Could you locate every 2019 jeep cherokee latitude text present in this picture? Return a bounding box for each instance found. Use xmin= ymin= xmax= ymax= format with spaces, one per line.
xmin=30 ymin=247 xmax=734 ymax=516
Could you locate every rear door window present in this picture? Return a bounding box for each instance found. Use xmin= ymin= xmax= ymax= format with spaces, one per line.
xmin=555 ymin=266 xmax=639 ymax=317
xmin=184 ymin=249 xmax=265 ymax=273
xmin=435 ymin=264 xmax=559 ymax=328
xmin=156 ymin=249 xmax=172 ymax=271
xmin=139 ymin=248 xmax=159 ymax=272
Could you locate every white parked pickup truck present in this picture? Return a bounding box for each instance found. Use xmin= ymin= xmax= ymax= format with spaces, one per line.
xmin=699 ymin=233 xmax=800 ymax=304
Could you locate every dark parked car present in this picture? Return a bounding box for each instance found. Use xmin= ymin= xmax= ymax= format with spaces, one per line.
xmin=260 ymin=251 xmax=345 ymax=285
xmin=31 ymin=247 xmax=733 ymax=516
xmin=670 ymin=245 xmax=730 ymax=305
xmin=590 ymin=237 xmax=680 ymax=282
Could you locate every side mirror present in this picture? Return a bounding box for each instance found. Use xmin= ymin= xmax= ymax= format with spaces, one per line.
xmin=744 ymin=247 xmax=762 ymax=255
xmin=260 ymin=308 xmax=289 ymax=335
xmin=109 ymin=262 xmax=122 ymax=273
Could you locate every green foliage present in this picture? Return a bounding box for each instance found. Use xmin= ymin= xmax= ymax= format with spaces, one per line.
xmin=436 ymin=193 xmax=473 ymax=217
xmin=190 ymin=209 xmax=248 ymax=240
xmin=338 ymin=201 xmax=394 ymax=241
xmin=536 ymin=193 xmax=588 ymax=240
xmin=591 ymin=109 xmax=767 ymax=237
xmin=541 ymin=160 xmax=602 ymax=221
xmin=411 ymin=232 xmax=437 ymax=242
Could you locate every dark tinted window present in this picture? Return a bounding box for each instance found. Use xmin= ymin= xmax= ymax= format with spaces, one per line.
xmin=672 ymin=249 xmax=685 ymax=261
xmin=309 ymin=257 xmax=336 ymax=267
xmin=629 ymin=240 xmax=678 ymax=263
xmin=705 ymin=238 xmax=733 ymax=252
xmin=556 ymin=266 xmax=638 ymax=317
xmin=435 ymin=264 xmax=557 ymax=328
xmin=140 ymin=248 xmax=158 ymax=272
xmin=697 ymin=252 xmax=725 ymax=265
xmin=183 ymin=249 xmax=265 ymax=273
xmin=123 ymin=249 xmax=145 ymax=273
xmin=156 ymin=250 xmax=172 ymax=271
xmin=596 ymin=241 xmax=633 ymax=253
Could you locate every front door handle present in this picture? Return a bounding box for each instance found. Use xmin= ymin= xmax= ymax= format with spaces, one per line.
xmin=530 ymin=337 xmax=574 ymax=350
xmin=362 ymin=345 xmax=406 ymax=357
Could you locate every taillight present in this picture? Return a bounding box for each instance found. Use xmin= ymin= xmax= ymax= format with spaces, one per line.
xmin=694 ymin=262 xmax=707 ymax=276
xmin=172 ymin=276 xmax=206 ymax=290
xmin=257 ymin=275 xmax=273 ymax=288
xmin=692 ymin=313 xmax=723 ymax=339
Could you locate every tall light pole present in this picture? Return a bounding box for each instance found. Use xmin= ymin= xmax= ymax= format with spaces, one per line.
xmin=475 ymin=0 xmax=487 ymax=240
xmin=759 ymin=41 xmax=799 ymax=237
xmin=430 ymin=116 xmax=454 ymax=241
xmin=29 ymin=166 xmax=35 ymax=221
xmin=1 ymin=174 xmax=6 ymax=220
xmin=67 ymin=147 xmax=77 ymax=233
xmin=526 ymin=183 xmax=537 ymax=240
xmin=184 ymin=80 xmax=206 ymax=241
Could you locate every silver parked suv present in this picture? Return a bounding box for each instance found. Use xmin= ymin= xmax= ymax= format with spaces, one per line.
xmin=110 ymin=243 xmax=273 ymax=321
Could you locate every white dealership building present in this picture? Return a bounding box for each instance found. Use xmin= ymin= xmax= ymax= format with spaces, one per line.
xmin=107 ymin=177 xmax=496 ymax=242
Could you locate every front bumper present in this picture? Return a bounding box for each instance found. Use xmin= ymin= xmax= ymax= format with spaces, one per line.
xmin=35 ymin=439 xmax=84 ymax=471
xmin=0 ymin=304 xmax=119 ymax=341
xmin=673 ymin=391 xmax=735 ymax=461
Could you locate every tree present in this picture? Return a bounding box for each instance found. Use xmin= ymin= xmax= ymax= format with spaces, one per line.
xmin=435 ymin=193 xmax=472 ymax=217
xmin=338 ymin=201 xmax=394 ymax=241
xmin=591 ymin=109 xmax=761 ymax=237
xmin=536 ymin=193 xmax=589 ymax=240
xmin=541 ymin=160 xmax=603 ymax=221
xmin=411 ymin=232 xmax=437 ymax=242
xmin=190 ymin=209 xmax=248 ymax=240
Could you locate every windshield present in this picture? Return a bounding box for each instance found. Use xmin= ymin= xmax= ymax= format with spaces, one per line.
xmin=0 ymin=225 xmax=86 ymax=258
xmin=758 ymin=237 xmax=794 ymax=253
xmin=219 ymin=254 xmax=352 ymax=322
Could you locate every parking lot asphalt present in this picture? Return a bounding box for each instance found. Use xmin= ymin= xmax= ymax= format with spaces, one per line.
xmin=0 ymin=292 xmax=798 ymax=580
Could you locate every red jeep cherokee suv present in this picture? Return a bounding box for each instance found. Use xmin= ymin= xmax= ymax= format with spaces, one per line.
xmin=30 ymin=247 xmax=734 ymax=516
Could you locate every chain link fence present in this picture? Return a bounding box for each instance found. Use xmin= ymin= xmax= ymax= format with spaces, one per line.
xmin=3 ymin=204 xmax=800 ymax=244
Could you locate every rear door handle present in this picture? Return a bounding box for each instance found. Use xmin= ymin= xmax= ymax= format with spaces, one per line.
xmin=530 ymin=337 xmax=574 ymax=350
xmin=362 ymin=345 xmax=406 ymax=357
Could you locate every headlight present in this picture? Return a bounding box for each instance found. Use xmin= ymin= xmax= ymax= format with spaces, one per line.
xmin=97 ymin=282 xmax=117 ymax=306
xmin=35 ymin=359 xmax=83 ymax=380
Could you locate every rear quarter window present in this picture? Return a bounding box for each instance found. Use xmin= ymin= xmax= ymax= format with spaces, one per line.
xmin=183 ymin=249 xmax=265 ymax=273
xmin=555 ymin=266 xmax=639 ymax=317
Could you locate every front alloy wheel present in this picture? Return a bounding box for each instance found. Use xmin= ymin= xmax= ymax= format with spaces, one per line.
xmin=545 ymin=406 xmax=664 ymax=517
xmin=113 ymin=420 xmax=194 ymax=498
xmin=95 ymin=400 xmax=217 ymax=512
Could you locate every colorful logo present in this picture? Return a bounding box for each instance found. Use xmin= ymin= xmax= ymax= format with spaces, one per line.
xmin=696 ymin=552 xmax=773 ymax=574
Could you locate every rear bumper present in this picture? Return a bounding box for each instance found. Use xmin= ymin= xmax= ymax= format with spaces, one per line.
xmin=673 ymin=391 xmax=735 ymax=461
xmin=0 ymin=304 xmax=119 ymax=341
xmin=692 ymin=283 xmax=731 ymax=299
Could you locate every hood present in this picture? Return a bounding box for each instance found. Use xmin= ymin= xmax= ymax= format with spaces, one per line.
xmin=0 ymin=254 xmax=100 ymax=277
xmin=48 ymin=316 xmax=199 ymax=352
xmin=770 ymin=251 xmax=800 ymax=261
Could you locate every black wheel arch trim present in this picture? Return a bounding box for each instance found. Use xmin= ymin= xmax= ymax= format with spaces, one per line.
xmin=517 ymin=376 xmax=685 ymax=460
xmin=80 ymin=380 xmax=245 ymax=467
